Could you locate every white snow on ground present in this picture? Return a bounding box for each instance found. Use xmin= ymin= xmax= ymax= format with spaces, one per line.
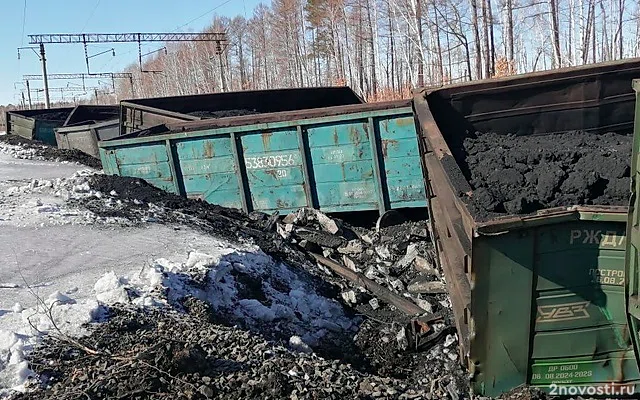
xmin=0 ymin=238 xmax=355 ymax=395
xmin=0 ymin=141 xmax=355 ymax=396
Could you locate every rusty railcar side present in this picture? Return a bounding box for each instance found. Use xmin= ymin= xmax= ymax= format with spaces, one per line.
xmin=119 ymin=87 xmax=365 ymax=135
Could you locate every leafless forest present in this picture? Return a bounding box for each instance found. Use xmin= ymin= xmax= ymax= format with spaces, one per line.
xmin=114 ymin=0 xmax=640 ymax=102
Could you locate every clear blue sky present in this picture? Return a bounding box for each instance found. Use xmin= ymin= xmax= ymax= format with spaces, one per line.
xmin=0 ymin=0 xmax=268 ymax=105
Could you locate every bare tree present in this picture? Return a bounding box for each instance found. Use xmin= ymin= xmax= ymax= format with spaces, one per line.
xmin=548 ymin=0 xmax=561 ymax=67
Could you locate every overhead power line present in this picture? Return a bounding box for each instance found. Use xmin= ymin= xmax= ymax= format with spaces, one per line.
xmin=81 ymin=0 xmax=101 ymax=33
xmin=21 ymin=0 xmax=27 ymax=45
xmin=174 ymin=0 xmax=234 ymax=31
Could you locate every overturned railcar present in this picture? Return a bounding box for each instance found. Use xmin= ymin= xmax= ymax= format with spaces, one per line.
xmin=119 ymin=87 xmax=365 ymax=135
xmin=100 ymin=96 xmax=427 ymax=215
xmin=414 ymin=58 xmax=640 ymax=396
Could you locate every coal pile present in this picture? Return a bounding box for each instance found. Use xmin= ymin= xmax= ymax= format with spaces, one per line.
xmin=0 ymin=134 xmax=102 ymax=168
xmin=187 ymin=109 xmax=260 ymax=119
xmin=455 ymin=131 xmax=632 ymax=218
xmin=61 ymin=174 xmax=467 ymax=396
xmin=12 ymin=306 xmax=435 ymax=400
xmin=27 ymin=110 xmax=70 ymax=121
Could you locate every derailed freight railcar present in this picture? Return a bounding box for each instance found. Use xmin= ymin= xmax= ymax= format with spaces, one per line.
xmin=55 ymin=105 xmax=120 ymax=158
xmin=414 ymin=58 xmax=640 ymax=396
xmin=5 ymin=107 xmax=74 ymax=145
xmin=119 ymin=87 xmax=365 ymax=135
xmin=100 ymin=98 xmax=427 ymax=214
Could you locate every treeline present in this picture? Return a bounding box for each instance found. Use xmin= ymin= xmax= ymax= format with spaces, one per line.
xmin=107 ymin=0 xmax=639 ymax=101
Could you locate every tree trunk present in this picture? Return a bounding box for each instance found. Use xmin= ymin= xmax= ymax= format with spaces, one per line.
xmin=367 ymin=0 xmax=378 ymax=95
xmin=416 ymin=0 xmax=424 ymax=87
xmin=481 ymin=0 xmax=490 ymax=78
xmin=486 ymin=0 xmax=495 ymax=75
xmin=505 ymin=0 xmax=514 ymax=65
xmin=616 ymin=0 xmax=624 ymax=59
xmin=470 ymin=0 xmax=483 ymax=79
xmin=592 ymin=2 xmax=597 ymax=64
xmin=432 ymin=3 xmax=444 ymax=83
xmin=568 ymin=0 xmax=575 ymax=65
xmin=548 ymin=0 xmax=561 ymax=68
xmin=600 ymin=1 xmax=609 ymax=61
xmin=388 ymin=0 xmax=396 ymax=92
xmin=582 ymin=0 xmax=594 ymax=64
xmin=358 ymin=2 xmax=365 ymax=94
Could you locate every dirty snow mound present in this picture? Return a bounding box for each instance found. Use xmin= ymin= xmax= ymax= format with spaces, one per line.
xmin=0 ymin=241 xmax=357 ymax=396
xmin=0 ymin=135 xmax=102 ymax=169
xmin=92 ymin=243 xmax=357 ymax=346
xmin=0 ymin=170 xmax=133 ymax=227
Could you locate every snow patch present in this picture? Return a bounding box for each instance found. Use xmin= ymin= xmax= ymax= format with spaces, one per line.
xmin=0 ymin=240 xmax=355 ymax=393
xmin=45 ymin=291 xmax=76 ymax=307
xmin=93 ymin=272 xmax=129 ymax=304
xmin=289 ymin=335 xmax=313 ymax=354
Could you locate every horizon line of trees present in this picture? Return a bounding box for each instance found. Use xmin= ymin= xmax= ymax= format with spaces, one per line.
xmin=115 ymin=0 xmax=640 ymax=102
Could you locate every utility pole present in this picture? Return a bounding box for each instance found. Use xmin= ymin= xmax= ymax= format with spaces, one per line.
xmin=39 ymin=43 xmax=51 ymax=109
xmin=94 ymin=88 xmax=99 ymax=105
xmin=218 ymin=52 xmax=227 ymax=92
xmin=25 ymin=80 xmax=33 ymax=109
xmin=129 ymin=75 xmax=135 ymax=97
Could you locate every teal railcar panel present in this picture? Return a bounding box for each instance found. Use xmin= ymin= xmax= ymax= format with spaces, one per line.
xmin=35 ymin=121 xmax=62 ymax=146
xmin=99 ymin=149 xmax=119 ymax=174
xmin=311 ymin=161 xmax=374 ymax=183
xmin=174 ymin=136 xmax=242 ymax=209
xmin=308 ymin=122 xmax=375 ymax=211
xmin=176 ymin=136 xmax=234 ymax=160
xmin=241 ymin=130 xmax=299 ymax=153
xmin=315 ymin=181 xmax=378 ymax=211
xmin=377 ymin=115 xmax=427 ymax=208
xmin=98 ymin=103 xmax=429 ymax=214
xmin=113 ymin=143 xmax=169 ymax=165
xmin=119 ymin=162 xmax=173 ymax=180
xmin=240 ymin=129 xmax=308 ymax=212
xmin=105 ymin=142 xmax=179 ymax=194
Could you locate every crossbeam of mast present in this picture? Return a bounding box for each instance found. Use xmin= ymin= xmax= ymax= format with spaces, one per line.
xmin=28 ymin=33 xmax=227 ymax=44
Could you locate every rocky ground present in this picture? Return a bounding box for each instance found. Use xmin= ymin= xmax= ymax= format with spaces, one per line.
xmin=451 ymin=131 xmax=632 ymax=219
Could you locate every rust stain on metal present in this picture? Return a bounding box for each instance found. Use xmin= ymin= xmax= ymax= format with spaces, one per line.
xmin=276 ymin=199 xmax=290 ymax=208
xmin=265 ymin=169 xmax=279 ymax=179
xmin=381 ymin=139 xmax=399 ymax=157
xmin=349 ymin=126 xmax=361 ymax=146
xmin=261 ymin=132 xmax=273 ymax=151
xmin=203 ymin=141 xmax=214 ymax=158
xmin=333 ymin=129 xmax=339 ymax=145
xmin=395 ymin=116 xmax=413 ymax=126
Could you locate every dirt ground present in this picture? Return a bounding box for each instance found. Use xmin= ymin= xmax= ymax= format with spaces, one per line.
xmin=452 ymin=131 xmax=632 ymax=219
